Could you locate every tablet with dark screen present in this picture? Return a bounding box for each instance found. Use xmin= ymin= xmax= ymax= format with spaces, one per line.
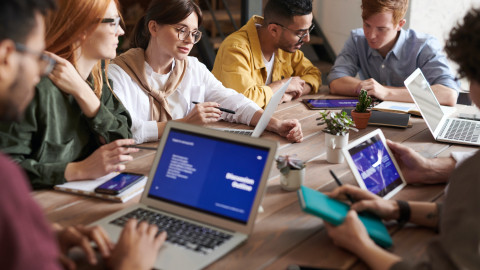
xmin=302 ymin=99 xmax=358 ymax=110
xmin=342 ymin=129 xmax=406 ymax=199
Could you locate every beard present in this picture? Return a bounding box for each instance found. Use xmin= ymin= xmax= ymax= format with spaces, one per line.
xmin=0 ymin=64 xmax=35 ymax=122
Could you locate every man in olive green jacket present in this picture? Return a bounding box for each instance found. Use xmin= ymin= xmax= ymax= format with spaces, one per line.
xmin=0 ymin=74 xmax=133 ymax=189
xmin=212 ymin=0 xmax=321 ymax=109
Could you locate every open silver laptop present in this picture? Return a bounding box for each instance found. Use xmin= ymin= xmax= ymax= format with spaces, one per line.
xmin=91 ymin=122 xmax=278 ymax=270
xmin=220 ymin=78 xmax=292 ymax=137
xmin=404 ymin=68 xmax=480 ymax=146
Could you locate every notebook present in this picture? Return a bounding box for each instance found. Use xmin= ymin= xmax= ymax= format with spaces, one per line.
xmin=297 ymin=186 xmax=393 ymax=248
xmin=343 ymin=109 xmax=411 ymax=128
xmin=219 ymin=78 xmax=291 ymax=137
xmin=404 ymin=68 xmax=480 ymax=146
xmin=54 ymin=172 xmax=146 ymax=203
xmin=91 ymin=121 xmax=278 ymax=270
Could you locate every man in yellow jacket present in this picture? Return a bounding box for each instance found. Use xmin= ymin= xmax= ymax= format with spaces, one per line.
xmin=212 ymin=0 xmax=321 ymax=109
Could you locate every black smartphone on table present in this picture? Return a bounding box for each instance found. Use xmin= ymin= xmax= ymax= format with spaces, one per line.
xmin=94 ymin=173 xmax=144 ymax=195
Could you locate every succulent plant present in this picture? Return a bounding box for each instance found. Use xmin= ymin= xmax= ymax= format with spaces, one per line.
xmin=355 ymin=89 xmax=372 ymax=113
xmin=316 ymin=111 xmax=358 ymax=136
xmin=276 ymin=154 xmax=306 ymax=175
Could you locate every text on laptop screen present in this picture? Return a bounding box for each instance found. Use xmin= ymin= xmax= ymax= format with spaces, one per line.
xmin=348 ymin=134 xmax=403 ymax=197
xmin=406 ymin=71 xmax=443 ymax=130
xmin=148 ymin=129 xmax=270 ymax=224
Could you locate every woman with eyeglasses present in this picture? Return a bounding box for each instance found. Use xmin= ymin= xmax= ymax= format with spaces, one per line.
xmin=108 ymin=0 xmax=303 ymax=144
xmin=0 ymin=0 xmax=142 ymax=189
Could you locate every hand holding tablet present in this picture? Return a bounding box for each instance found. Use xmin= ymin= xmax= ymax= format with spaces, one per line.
xmin=342 ymin=129 xmax=406 ymax=199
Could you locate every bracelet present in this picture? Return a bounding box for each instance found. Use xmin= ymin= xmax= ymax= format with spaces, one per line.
xmin=396 ymin=200 xmax=411 ymax=227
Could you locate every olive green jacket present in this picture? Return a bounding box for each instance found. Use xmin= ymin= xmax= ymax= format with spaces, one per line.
xmin=0 ymin=76 xmax=132 ymax=189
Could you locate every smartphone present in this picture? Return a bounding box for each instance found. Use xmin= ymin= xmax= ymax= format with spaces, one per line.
xmin=94 ymin=173 xmax=144 ymax=195
xmin=302 ymin=99 xmax=359 ymax=110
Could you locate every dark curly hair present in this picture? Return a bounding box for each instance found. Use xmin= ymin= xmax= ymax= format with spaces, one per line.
xmin=264 ymin=0 xmax=312 ymax=25
xmin=445 ymin=8 xmax=480 ymax=82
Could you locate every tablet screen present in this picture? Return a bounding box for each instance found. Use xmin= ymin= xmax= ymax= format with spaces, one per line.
xmin=303 ymin=99 xmax=358 ymax=109
xmin=347 ymin=133 xmax=404 ymax=197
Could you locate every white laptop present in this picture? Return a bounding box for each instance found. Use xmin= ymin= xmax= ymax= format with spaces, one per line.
xmin=91 ymin=121 xmax=278 ymax=270
xmin=220 ymin=78 xmax=292 ymax=137
xmin=404 ymin=68 xmax=480 ymax=146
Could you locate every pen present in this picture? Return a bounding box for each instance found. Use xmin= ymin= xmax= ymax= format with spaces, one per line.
xmin=329 ymin=170 xmax=355 ymax=204
xmin=124 ymin=145 xmax=157 ymax=151
xmin=192 ymin=101 xmax=236 ymax=114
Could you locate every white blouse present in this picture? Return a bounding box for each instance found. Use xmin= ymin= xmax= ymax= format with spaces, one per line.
xmin=108 ymin=56 xmax=261 ymax=143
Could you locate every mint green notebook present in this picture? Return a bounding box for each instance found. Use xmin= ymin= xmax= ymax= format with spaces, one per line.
xmin=298 ymin=185 xmax=393 ymax=248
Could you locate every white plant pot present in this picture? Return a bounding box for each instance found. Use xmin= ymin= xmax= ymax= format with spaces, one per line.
xmin=280 ymin=168 xmax=305 ymax=191
xmin=325 ymin=133 xmax=349 ymax=164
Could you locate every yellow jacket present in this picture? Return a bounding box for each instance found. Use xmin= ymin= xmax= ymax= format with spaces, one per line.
xmin=212 ymin=16 xmax=321 ymax=108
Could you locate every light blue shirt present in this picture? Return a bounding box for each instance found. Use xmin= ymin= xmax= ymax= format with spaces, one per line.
xmin=327 ymin=28 xmax=459 ymax=91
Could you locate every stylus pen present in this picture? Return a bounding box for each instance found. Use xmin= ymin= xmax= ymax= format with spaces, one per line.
xmin=124 ymin=145 xmax=157 ymax=151
xmin=329 ymin=170 xmax=356 ymax=204
xmin=192 ymin=101 xmax=236 ymax=114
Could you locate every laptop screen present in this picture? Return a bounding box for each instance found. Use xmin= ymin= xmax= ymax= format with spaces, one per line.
xmin=147 ymin=128 xmax=270 ymax=224
xmin=405 ymin=70 xmax=444 ymax=131
xmin=348 ymin=133 xmax=403 ymax=197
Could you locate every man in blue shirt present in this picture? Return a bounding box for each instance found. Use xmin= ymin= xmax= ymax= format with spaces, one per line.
xmin=328 ymin=0 xmax=458 ymax=106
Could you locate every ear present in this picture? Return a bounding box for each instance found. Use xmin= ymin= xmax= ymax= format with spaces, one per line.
xmin=148 ymin=20 xmax=158 ymax=37
xmin=0 ymin=40 xmax=18 ymax=96
xmin=266 ymin=23 xmax=281 ymax=38
xmin=0 ymin=40 xmax=18 ymax=84
xmin=397 ymin=19 xmax=406 ymax=30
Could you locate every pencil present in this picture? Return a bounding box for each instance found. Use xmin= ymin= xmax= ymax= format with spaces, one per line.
xmin=192 ymin=101 xmax=236 ymax=114
xmin=124 ymin=145 xmax=157 ymax=151
xmin=329 ymin=170 xmax=355 ymax=204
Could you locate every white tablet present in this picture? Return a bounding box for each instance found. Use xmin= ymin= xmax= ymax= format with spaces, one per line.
xmin=342 ymin=129 xmax=406 ymax=199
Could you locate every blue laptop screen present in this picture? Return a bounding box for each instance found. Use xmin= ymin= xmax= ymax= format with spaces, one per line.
xmin=348 ymin=134 xmax=403 ymax=197
xmin=148 ymin=129 xmax=270 ymax=224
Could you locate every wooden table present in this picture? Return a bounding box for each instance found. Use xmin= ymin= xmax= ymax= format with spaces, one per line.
xmin=32 ymin=87 xmax=478 ymax=269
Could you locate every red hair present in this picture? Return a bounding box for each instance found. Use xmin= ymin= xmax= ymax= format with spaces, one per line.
xmin=361 ymin=0 xmax=408 ymax=25
xmin=45 ymin=0 xmax=120 ymax=98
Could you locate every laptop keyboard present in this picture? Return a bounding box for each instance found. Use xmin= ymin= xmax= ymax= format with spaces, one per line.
xmin=110 ymin=208 xmax=233 ymax=254
xmin=223 ymin=129 xmax=253 ymax=136
xmin=444 ymin=119 xmax=480 ymax=142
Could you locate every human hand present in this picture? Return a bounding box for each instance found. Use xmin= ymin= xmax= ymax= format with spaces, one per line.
xmin=325 ymin=184 xmax=399 ymax=221
xmin=355 ymin=78 xmax=389 ymax=100
xmin=64 ymin=139 xmax=139 ymax=181
xmin=183 ymin=102 xmax=222 ymax=125
xmin=55 ymin=224 xmax=114 ymax=270
xmin=324 ymin=210 xmax=375 ymax=254
xmin=285 ymin=76 xmax=305 ymax=99
xmin=274 ymin=119 xmax=303 ymax=143
xmin=280 ymin=93 xmax=294 ymax=103
xmin=386 ymin=140 xmax=433 ymax=184
xmin=108 ymin=219 xmax=167 ymax=270
xmin=45 ymin=52 xmax=92 ymax=97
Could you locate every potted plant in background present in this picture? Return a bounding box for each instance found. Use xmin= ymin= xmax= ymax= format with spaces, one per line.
xmin=317 ymin=111 xmax=358 ymax=163
xmin=351 ymin=89 xmax=373 ymax=129
xmin=276 ymin=155 xmax=306 ymax=191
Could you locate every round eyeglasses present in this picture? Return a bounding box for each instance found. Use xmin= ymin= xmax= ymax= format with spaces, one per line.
xmin=271 ymin=22 xmax=315 ymax=43
xmin=101 ymin=17 xmax=121 ymax=33
xmin=14 ymin=43 xmax=56 ymax=76
xmin=173 ymin=26 xmax=202 ymax=44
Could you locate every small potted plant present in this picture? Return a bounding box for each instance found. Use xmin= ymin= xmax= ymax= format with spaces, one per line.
xmin=351 ymin=89 xmax=373 ymax=129
xmin=317 ymin=111 xmax=358 ymax=163
xmin=276 ymin=155 xmax=306 ymax=191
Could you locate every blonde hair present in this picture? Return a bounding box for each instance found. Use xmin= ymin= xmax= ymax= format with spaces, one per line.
xmin=45 ymin=0 xmax=120 ymax=98
xmin=361 ymin=0 xmax=408 ymax=25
